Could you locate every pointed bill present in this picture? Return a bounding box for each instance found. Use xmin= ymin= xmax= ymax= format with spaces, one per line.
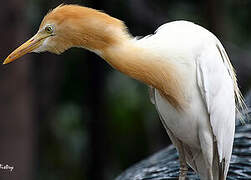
xmin=3 ymin=33 xmax=47 ymax=64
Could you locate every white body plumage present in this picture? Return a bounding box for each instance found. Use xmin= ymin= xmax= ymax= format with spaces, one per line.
xmin=135 ymin=21 xmax=237 ymax=179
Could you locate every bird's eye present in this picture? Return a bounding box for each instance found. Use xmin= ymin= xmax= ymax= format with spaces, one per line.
xmin=45 ymin=25 xmax=53 ymax=34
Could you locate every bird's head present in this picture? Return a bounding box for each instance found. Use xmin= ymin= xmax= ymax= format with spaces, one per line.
xmin=3 ymin=4 xmax=128 ymax=64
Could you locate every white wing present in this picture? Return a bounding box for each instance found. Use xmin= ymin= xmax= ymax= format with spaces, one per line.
xmin=196 ymin=40 xmax=236 ymax=177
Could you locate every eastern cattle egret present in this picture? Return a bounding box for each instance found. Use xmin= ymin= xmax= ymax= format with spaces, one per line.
xmin=4 ymin=4 xmax=245 ymax=180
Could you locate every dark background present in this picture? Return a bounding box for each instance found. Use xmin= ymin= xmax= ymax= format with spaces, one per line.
xmin=0 ymin=0 xmax=251 ymax=180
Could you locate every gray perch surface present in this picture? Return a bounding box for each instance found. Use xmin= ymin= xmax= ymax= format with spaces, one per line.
xmin=116 ymin=117 xmax=251 ymax=180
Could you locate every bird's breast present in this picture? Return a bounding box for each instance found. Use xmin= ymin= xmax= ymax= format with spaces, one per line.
xmin=154 ymin=84 xmax=208 ymax=148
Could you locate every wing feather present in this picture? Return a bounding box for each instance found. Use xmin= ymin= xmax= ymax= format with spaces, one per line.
xmin=196 ymin=41 xmax=237 ymax=178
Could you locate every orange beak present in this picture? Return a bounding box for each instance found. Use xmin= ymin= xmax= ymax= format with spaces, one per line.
xmin=3 ymin=33 xmax=47 ymax=64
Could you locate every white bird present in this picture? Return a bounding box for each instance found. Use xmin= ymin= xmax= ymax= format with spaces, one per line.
xmin=3 ymin=4 xmax=245 ymax=180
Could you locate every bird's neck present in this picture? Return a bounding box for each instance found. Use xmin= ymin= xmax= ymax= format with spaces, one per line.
xmin=99 ymin=36 xmax=185 ymax=109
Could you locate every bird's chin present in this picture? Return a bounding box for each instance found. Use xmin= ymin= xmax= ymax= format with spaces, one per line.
xmin=32 ymin=37 xmax=50 ymax=53
xmin=32 ymin=47 xmax=47 ymax=53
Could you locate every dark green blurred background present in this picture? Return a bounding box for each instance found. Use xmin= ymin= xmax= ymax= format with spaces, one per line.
xmin=0 ymin=0 xmax=251 ymax=180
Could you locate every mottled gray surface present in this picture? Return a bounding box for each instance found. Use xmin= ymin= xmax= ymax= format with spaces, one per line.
xmin=116 ymin=119 xmax=251 ymax=180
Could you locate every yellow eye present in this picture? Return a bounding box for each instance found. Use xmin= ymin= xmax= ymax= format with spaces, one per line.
xmin=45 ymin=25 xmax=53 ymax=34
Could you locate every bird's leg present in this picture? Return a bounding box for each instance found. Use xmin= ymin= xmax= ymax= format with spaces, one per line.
xmin=176 ymin=140 xmax=188 ymax=180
